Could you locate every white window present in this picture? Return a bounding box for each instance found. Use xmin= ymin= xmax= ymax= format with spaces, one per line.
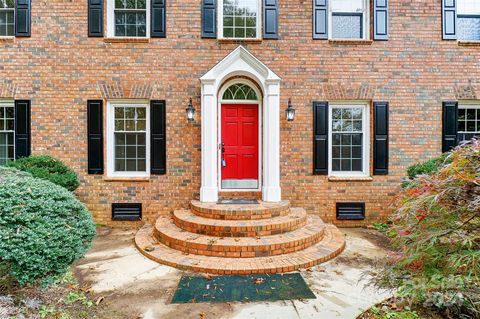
xmin=107 ymin=101 xmax=150 ymax=177
xmin=458 ymin=103 xmax=480 ymax=142
xmin=329 ymin=0 xmax=368 ymax=40
xmin=0 ymin=100 xmax=14 ymax=165
xmin=219 ymin=0 xmax=261 ymax=39
xmin=329 ymin=103 xmax=369 ymax=176
xmin=107 ymin=0 xmax=149 ymax=38
xmin=0 ymin=0 xmax=14 ymax=37
xmin=458 ymin=0 xmax=480 ymax=41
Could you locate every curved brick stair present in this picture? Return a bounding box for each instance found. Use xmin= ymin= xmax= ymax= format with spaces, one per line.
xmin=135 ymin=200 xmax=345 ymax=274
xmin=190 ymin=200 xmax=291 ymax=220
xmin=154 ymin=214 xmax=325 ymax=257
xmin=173 ymin=207 xmax=307 ymax=237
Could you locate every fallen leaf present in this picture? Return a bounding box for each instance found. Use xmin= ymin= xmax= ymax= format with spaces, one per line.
xmin=203 ymin=274 xmax=213 ymax=280
xmin=144 ymin=246 xmax=155 ymax=252
xmin=96 ymin=296 xmax=104 ymax=306
xmin=199 ymin=312 xmax=206 ymax=319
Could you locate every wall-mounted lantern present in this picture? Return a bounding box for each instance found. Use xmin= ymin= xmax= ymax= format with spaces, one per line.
xmin=285 ymin=98 xmax=295 ymax=122
xmin=186 ymin=98 xmax=196 ymax=123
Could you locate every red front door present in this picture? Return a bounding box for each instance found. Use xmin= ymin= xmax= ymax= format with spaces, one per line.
xmin=221 ymin=104 xmax=259 ymax=189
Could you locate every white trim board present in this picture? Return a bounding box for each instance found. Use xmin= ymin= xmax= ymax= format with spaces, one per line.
xmin=200 ymin=46 xmax=281 ymax=203
xmin=328 ymin=102 xmax=370 ymax=178
xmin=218 ymin=78 xmax=263 ymax=192
xmin=106 ymin=100 xmax=151 ymax=178
xmin=106 ymin=0 xmax=151 ymax=38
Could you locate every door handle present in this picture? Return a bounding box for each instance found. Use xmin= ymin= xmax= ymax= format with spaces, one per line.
xmin=221 ymin=142 xmax=226 ymax=167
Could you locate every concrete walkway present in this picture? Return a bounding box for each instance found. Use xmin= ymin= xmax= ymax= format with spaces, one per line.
xmin=74 ymin=227 xmax=391 ymax=319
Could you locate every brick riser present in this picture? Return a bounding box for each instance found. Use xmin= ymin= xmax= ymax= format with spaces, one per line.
xmin=153 ymin=215 xmax=326 ymax=258
xmin=190 ymin=200 xmax=291 ymax=220
xmin=172 ymin=208 xmax=307 ymax=237
xmin=218 ymin=192 xmax=262 ymax=200
xmin=134 ymin=200 xmax=346 ymax=274
xmin=135 ymin=224 xmax=346 ymax=275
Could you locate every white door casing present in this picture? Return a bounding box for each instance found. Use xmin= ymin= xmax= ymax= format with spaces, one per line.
xmin=200 ymin=46 xmax=281 ymax=202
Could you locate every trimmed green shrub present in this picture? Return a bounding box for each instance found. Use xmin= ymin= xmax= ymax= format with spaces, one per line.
xmin=0 ymin=167 xmax=96 ymax=285
xmin=7 ymin=155 xmax=80 ymax=191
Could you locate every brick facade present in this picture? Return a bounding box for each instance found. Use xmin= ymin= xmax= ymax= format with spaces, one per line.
xmin=0 ymin=0 xmax=477 ymax=226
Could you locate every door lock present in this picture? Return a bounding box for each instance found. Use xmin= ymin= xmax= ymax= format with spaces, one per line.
xmin=221 ymin=142 xmax=226 ymax=167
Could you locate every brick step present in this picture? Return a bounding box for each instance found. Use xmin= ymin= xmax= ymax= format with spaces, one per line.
xmin=153 ymin=215 xmax=325 ymax=257
xmin=218 ymin=191 xmax=262 ymax=200
xmin=173 ymin=208 xmax=307 ymax=237
xmin=190 ymin=200 xmax=291 ymax=220
xmin=135 ymin=224 xmax=346 ymax=275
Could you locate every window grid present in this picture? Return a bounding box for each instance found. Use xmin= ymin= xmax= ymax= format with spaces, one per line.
xmin=222 ymin=83 xmax=258 ymax=100
xmin=114 ymin=0 xmax=147 ymax=37
xmin=222 ymin=0 xmax=258 ymax=39
xmin=458 ymin=0 xmax=480 ymax=40
xmin=458 ymin=106 xmax=480 ymax=142
xmin=114 ymin=106 xmax=147 ymax=172
xmin=331 ymin=107 xmax=364 ymax=173
xmin=330 ymin=0 xmax=366 ymax=40
xmin=0 ymin=0 xmax=14 ymax=37
xmin=0 ymin=103 xmax=14 ymax=165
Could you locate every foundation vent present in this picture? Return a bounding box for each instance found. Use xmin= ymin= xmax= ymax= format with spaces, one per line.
xmin=112 ymin=203 xmax=142 ymax=221
xmin=336 ymin=202 xmax=365 ymax=220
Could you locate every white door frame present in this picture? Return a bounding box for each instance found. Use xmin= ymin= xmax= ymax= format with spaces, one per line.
xmin=218 ymin=78 xmax=263 ymax=192
xmin=200 ymin=46 xmax=281 ymax=202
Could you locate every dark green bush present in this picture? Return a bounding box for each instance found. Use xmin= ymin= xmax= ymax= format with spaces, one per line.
xmin=406 ymin=153 xmax=449 ymax=179
xmin=0 ymin=167 xmax=96 ymax=285
xmin=7 ymin=155 xmax=80 ymax=191
xmin=401 ymin=153 xmax=451 ymax=188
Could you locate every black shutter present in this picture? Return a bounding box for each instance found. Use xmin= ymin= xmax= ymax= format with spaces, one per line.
xmin=263 ymin=0 xmax=278 ymax=39
xmin=313 ymin=0 xmax=328 ymax=39
xmin=202 ymin=0 xmax=216 ymax=38
xmin=151 ymin=0 xmax=166 ymax=38
xmin=373 ymin=102 xmax=389 ymax=175
xmin=88 ymin=0 xmax=103 ymax=37
xmin=442 ymin=0 xmax=457 ymax=40
xmin=87 ymin=100 xmax=104 ymax=174
xmin=313 ymin=101 xmax=328 ymax=175
xmin=14 ymin=100 xmax=31 ymax=159
xmin=442 ymin=101 xmax=458 ymax=152
xmin=373 ymin=0 xmax=388 ymax=40
xmin=151 ymin=100 xmax=166 ymax=174
xmin=15 ymin=0 xmax=31 ymax=37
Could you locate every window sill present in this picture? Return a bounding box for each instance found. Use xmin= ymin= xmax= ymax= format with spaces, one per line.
xmin=0 ymin=37 xmax=15 ymax=43
xmin=217 ymin=38 xmax=263 ymax=44
xmin=103 ymin=177 xmax=151 ymax=182
xmin=328 ymin=176 xmax=373 ymax=182
xmin=103 ymin=38 xmax=150 ymax=44
xmin=329 ymin=39 xmax=373 ymax=45
xmin=457 ymin=40 xmax=480 ymax=46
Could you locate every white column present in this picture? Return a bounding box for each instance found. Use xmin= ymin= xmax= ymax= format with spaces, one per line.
xmin=262 ymin=80 xmax=281 ymax=202
xmin=200 ymin=80 xmax=219 ymax=202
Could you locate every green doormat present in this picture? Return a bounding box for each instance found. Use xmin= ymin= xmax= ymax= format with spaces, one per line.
xmin=171 ymin=273 xmax=316 ymax=303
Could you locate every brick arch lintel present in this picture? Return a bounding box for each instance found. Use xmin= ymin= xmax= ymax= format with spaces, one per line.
xmin=454 ymin=85 xmax=477 ymax=100
xmin=322 ymin=84 xmax=378 ymax=101
xmin=97 ymin=81 xmax=156 ymax=100
xmin=0 ymin=81 xmax=19 ymax=99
